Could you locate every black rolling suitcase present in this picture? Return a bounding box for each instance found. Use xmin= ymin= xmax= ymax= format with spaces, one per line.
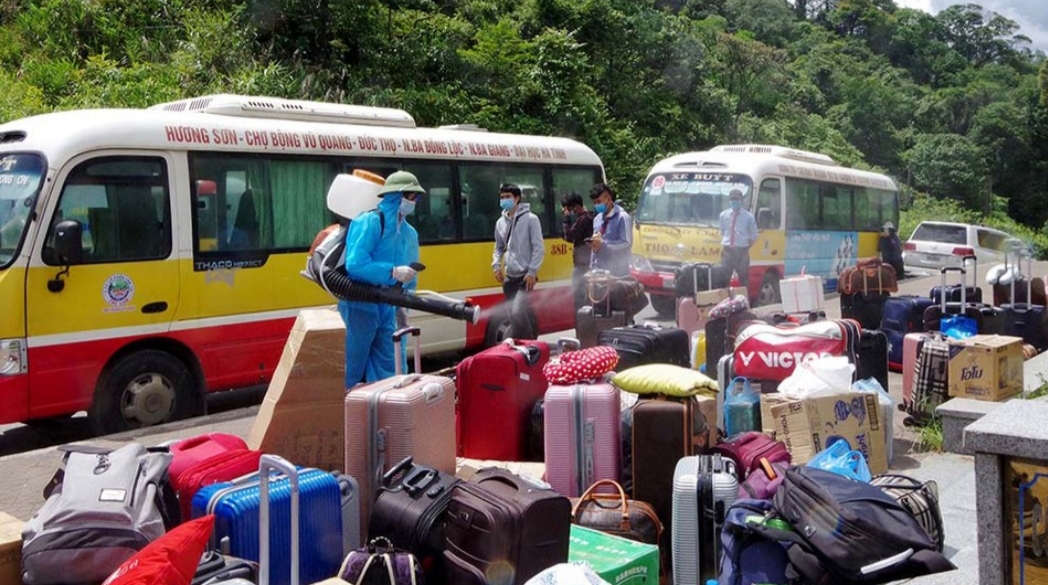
xmin=675 ymin=262 xmax=732 ymax=298
xmin=368 ymin=456 xmax=462 ymax=558
xmin=840 ymin=292 xmax=889 ymax=330
xmin=857 ymin=329 xmax=889 ymax=392
xmin=922 ymin=266 xmax=985 ymax=333
xmin=706 ymin=310 xmax=758 ymax=377
xmin=1001 ymin=251 xmax=1048 ymax=351
xmin=192 ymin=552 xmax=258 ymax=585
xmin=597 ymin=324 xmax=690 ymax=371
xmin=929 ymin=254 xmax=982 ymax=304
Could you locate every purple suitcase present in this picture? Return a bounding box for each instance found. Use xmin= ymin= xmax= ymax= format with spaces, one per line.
xmin=544 ymin=381 xmax=621 ymax=497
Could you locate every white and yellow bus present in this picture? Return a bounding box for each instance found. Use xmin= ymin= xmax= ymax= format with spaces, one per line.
xmin=0 ymin=94 xmax=604 ymax=433
xmin=630 ymin=145 xmax=899 ymax=314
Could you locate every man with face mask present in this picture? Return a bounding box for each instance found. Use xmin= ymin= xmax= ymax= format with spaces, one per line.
xmin=492 ymin=183 xmax=544 ymax=337
xmin=339 ymin=170 xmax=424 ymax=386
xmin=718 ymin=188 xmax=758 ymax=290
xmin=561 ymin=191 xmax=595 ymax=311
xmin=588 ymin=182 xmax=632 ymax=277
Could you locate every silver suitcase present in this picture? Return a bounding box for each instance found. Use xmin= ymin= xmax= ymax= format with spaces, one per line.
xmin=672 ymin=454 xmax=739 ymax=585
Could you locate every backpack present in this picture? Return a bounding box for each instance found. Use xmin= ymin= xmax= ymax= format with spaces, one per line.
xmin=21 ymin=443 xmax=178 ymax=585
xmin=773 ymin=466 xmax=955 ymax=584
xmin=718 ymin=498 xmax=794 ymax=585
xmin=304 ymin=210 xmax=384 ymax=297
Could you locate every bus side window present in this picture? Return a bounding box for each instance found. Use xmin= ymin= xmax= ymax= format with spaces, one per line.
xmin=756 ymin=178 xmax=782 ymax=230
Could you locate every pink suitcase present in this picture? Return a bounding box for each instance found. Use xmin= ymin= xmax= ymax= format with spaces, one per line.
xmin=344 ymin=327 xmax=456 ymax=538
xmin=902 ymin=332 xmax=930 ymax=406
xmin=543 ymin=380 xmax=621 ymax=497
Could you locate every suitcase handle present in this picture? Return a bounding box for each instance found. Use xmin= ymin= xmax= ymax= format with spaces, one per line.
xmin=258 ymin=455 xmax=299 ymax=585
xmin=392 ymin=327 xmax=422 ymax=375
xmin=938 ymin=266 xmax=966 ymax=310
xmin=381 ymin=456 xmax=414 ymax=487
xmin=572 ymin=479 xmax=632 ymax=530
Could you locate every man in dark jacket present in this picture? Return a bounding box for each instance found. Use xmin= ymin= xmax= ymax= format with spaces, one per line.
xmin=561 ymin=191 xmax=595 ymax=311
xmin=878 ymin=221 xmax=905 ymax=279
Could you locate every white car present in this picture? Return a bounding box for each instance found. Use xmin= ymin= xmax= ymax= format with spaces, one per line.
xmin=902 ymin=221 xmax=1017 ymax=270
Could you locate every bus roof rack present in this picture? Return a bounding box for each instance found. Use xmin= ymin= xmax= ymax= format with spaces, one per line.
xmin=710 ymin=144 xmax=837 ymax=166
xmin=438 ymin=124 xmax=488 ymax=132
xmin=147 ymin=94 xmax=417 ymax=128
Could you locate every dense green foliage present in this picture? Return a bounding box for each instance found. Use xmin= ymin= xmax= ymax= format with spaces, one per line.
xmin=1 ymin=0 xmax=1047 ymax=248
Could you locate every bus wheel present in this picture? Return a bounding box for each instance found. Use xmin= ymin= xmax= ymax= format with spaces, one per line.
xmin=650 ymin=293 xmax=676 ymax=318
xmin=758 ymin=272 xmax=781 ymax=306
xmin=483 ymin=303 xmax=536 ymax=349
xmin=89 ymin=350 xmax=202 ymax=436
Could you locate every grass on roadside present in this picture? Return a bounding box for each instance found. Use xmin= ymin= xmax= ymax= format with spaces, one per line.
xmin=914 ymin=417 xmax=944 ymax=453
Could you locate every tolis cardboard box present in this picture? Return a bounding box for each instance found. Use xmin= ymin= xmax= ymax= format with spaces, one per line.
xmin=948 ymin=334 xmax=1023 ymax=401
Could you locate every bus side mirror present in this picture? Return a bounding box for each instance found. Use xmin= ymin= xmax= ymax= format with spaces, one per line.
xmin=48 ymin=220 xmax=83 ymax=292
xmin=757 ymin=207 xmax=773 ymax=230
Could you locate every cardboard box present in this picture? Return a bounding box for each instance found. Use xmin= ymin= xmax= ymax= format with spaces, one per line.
xmin=780 ymin=274 xmax=824 ymax=314
xmin=948 ymin=334 xmax=1024 ymax=401
xmin=0 ymin=512 xmax=24 ymax=585
xmin=694 ymin=394 xmax=719 ymax=444
xmin=568 ymin=524 xmax=659 ymax=585
xmin=248 ymin=308 xmax=347 ymax=471
xmin=760 ymin=391 xmax=888 ymax=474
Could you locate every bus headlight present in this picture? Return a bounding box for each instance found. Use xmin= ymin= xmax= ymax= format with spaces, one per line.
xmin=631 ymin=254 xmax=654 ymax=273
xmin=0 ymin=339 xmax=27 ymax=375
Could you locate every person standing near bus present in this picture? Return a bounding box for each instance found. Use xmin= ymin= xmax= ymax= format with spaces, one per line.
xmin=340 ymin=170 xmax=425 ymax=387
xmin=492 ymin=183 xmax=544 ymax=335
xmin=718 ymin=189 xmax=758 ymax=284
xmin=588 ymin=183 xmax=632 ymax=277
xmin=878 ymin=221 xmax=905 ymax=279
xmin=561 ymin=191 xmax=595 ymax=310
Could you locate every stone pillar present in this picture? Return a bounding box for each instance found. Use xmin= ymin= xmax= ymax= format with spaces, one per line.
xmin=966 ymin=399 xmax=1048 ymax=585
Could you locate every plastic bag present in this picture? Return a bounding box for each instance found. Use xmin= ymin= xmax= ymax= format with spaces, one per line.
xmin=852 ymin=377 xmax=894 ymax=466
xmin=806 ymin=440 xmax=872 ymax=482
xmin=941 ymin=315 xmax=976 ymax=339
xmin=724 ymin=377 xmax=761 ymax=438
xmin=778 ymin=356 xmax=855 ymax=400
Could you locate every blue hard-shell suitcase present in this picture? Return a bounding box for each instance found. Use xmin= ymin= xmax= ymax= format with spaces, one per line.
xmin=191 ymin=464 xmax=343 ymax=585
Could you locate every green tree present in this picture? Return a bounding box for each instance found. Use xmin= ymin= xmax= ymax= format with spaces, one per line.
xmin=903 ymin=132 xmax=991 ymax=212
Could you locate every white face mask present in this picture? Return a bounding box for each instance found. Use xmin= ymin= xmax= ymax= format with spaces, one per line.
xmin=399 ymin=198 xmax=416 ymax=216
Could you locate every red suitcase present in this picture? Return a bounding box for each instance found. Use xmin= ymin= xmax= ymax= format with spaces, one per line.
xmin=168 ymin=433 xmax=248 ymax=481
xmin=456 ymin=339 xmax=551 ymax=461
xmin=173 ymin=448 xmax=263 ymax=522
xmin=543 ymin=380 xmax=621 ymax=497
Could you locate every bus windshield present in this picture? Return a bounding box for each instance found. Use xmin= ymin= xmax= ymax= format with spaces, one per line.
xmin=635 ymin=172 xmax=754 ymax=227
xmin=0 ymin=153 xmax=45 ymax=269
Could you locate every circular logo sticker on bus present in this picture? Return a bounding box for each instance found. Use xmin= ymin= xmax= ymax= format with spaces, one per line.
xmin=652 ymin=175 xmax=666 ymax=189
xmin=103 ymin=274 xmax=135 ymax=309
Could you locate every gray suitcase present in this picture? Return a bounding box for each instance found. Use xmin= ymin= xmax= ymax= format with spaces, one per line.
xmin=672 ymin=454 xmax=739 ymax=585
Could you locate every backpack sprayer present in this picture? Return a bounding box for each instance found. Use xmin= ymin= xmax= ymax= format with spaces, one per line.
xmin=302 ymin=171 xmax=479 ymax=324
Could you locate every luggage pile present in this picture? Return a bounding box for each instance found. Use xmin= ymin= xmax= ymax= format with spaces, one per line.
xmin=876 ymin=247 xmax=1044 ymax=426
xmin=14 ymin=299 xmax=957 ymax=585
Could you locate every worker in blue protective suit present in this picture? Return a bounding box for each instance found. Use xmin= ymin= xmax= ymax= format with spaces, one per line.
xmin=339 ymin=171 xmax=424 ymax=387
